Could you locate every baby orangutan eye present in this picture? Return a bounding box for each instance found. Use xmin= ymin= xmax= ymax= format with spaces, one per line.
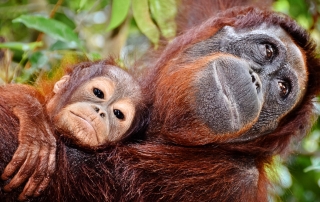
xmin=113 ymin=109 xmax=124 ymax=120
xmin=93 ymin=88 xmax=104 ymax=99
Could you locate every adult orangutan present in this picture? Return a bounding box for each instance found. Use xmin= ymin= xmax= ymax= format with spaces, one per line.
xmin=2 ymin=0 xmax=320 ymax=201
xmin=111 ymin=2 xmax=320 ymax=202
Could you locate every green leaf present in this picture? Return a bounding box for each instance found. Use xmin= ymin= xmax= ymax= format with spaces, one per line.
xmin=304 ymin=165 xmax=320 ymax=172
xmin=0 ymin=42 xmax=43 ymax=51
xmin=29 ymin=51 xmax=49 ymax=69
xmin=87 ymin=52 xmax=102 ymax=61
xmin=79 ymin=0 xmax=88 ymax=10
xmin=106 ymin=0 xmax=131 ymax=31
xmin=54 ymin=13 xmax=76 ymax=30
xmin=296 ymin=14 xmax=312 ymax=30
xmin=12 ymin=15 xmax=82 ymax=49
xmin=132 ymin=0 xmax=160 ymax=46
xmin=50 ymin=40 xmax=78 ymax=51
xmin=149 ymin=0 xmax=177 ymax=39
xmin=273 ymin=0 xmax=289 ymax=14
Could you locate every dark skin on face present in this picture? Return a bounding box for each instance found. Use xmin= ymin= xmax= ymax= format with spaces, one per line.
xmin=147 ymin=23 xmax=308 ymax=146
xmin=0 ymin=63 xmax=142 ymax=201
xmin=187 ymin=24 xmax=307 ymax=142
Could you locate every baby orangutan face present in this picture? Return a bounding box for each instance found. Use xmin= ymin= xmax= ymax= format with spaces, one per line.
xmin=47 ymin=65 xmax=141 ymax=148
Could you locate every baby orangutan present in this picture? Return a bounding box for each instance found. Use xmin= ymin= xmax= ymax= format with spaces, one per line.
xmin=48 ymin=64 xmax=140 ymax=148
xmin=0 ymin=60 xmax=145 ymax=201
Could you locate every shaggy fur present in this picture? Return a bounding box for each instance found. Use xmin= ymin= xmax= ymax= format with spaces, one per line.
xmin=1 ymin=1 xmax=320 ymax=202
xmin=113 ymin=3 xmax=320 ymax=202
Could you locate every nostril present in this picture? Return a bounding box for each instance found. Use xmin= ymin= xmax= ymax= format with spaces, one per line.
xmin=250 ymin=72 xmax=261 ymax=94
xmin=94 ymin=107 xmax=99 ymax=113
xmin=255 ymin=83 xmax=260 ymax=93
xmin=100 ymin=113 xmax=105 ymax=118
xmin=251 ymin=75 xmax=256 ymax=83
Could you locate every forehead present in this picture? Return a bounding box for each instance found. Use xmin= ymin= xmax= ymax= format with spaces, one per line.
xmin=83 ymin=76 xmax=115 ymax=89
xmin=101 ymin=66 xmax=142 ymax=101
xmin=105 ymin=66 xmax=133 ymax=82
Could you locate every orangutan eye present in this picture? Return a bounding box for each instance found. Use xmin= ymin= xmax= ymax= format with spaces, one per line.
xmin=265 ymin=44 xmax=274 ymax=59
xmin=93 ymin=88 xmax=104 ymax=99
xmin=278 ymin=81 xmax=290 ymax=98
xmin=113 ymin=109 xmax=125 ymax=120
xmin=258 ymin=43 xmax=275 ymax=61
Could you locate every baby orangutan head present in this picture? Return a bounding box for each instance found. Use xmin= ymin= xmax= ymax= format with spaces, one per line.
xmin=46 ymin=62 xmax=144 ymax=149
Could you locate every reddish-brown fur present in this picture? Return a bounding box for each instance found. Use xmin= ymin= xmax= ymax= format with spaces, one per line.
xmin=111 ymin=2 xmax=320 ymax=202
xmin=0 ymin=60 xmax=147 ymax=201
xmin=1 ymin=1 xmax=320 ymax=201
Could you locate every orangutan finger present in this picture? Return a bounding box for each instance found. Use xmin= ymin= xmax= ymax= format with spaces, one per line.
xmin=1 ymin=145 xmax=28 ymax=181
xmin=3 ymin=146 xmax=40 ymax=192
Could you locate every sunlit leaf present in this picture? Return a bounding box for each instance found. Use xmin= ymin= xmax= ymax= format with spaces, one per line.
xmin=88 ymin=52 xmax=102 ymax=61
xmin=0 ymin=42 xmax=43 ymax=51
xmin=310 ymin=30 xmax=320 ymax=51
xmin=12 ymin=15 xmax=82 ymax=49
xmin=50 ymin=40 xmax=78 ymax=50
xmin=304 ymin=165 xmax=320 ymax=172
xmin=296 ymin=14 xmax=312 ymax=30
xmin=132 ymin=0 xmax=160 ymax=46
xmin=273 ymin=0 xmax=289 ymax=14
xmin=29 ymin=51 xmax=49 ymax=69
xmin=149 ymin=0 xmax=177 ymax=39
xmin=106 ymin=0 xmax=131 ymax=31
xmin=79 ymin=0 xmax=88 ymax=10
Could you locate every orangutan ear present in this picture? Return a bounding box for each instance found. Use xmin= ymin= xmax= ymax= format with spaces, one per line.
xmin=53 ymin=75 xmax=70 ymax=94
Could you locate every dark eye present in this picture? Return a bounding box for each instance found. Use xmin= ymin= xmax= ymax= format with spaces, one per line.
xmin=278 ymin=81 xmax=290 ymax=98
xmin=265 ymin=44 xmax=274 ymax=59
xmin=93 ymin=88 xmax=104 ymax=99
xmin=259 ymin=43 xmax=274 ymax=60
xmin=113 ymin=109 xmax=124 ymax=120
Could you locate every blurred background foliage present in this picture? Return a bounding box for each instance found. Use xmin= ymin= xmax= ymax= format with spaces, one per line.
xmin=0 ymin=0 xmax=319 ymax=201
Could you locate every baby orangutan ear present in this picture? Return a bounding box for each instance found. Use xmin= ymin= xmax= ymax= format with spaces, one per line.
xmin=53 ymin=75 xmax=70 ymax=94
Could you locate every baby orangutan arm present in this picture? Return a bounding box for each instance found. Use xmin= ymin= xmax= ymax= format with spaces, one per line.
xmin=0 ymin=84 xmax=56 ymax=201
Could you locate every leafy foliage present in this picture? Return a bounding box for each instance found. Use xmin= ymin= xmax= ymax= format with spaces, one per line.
xmin=13 ymin=15 xmax=82 ymax=49
xmin=0 ymin=0 xmax=319 ymax=201
xmin=106 ymin=0 xmax=131 ymax=31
